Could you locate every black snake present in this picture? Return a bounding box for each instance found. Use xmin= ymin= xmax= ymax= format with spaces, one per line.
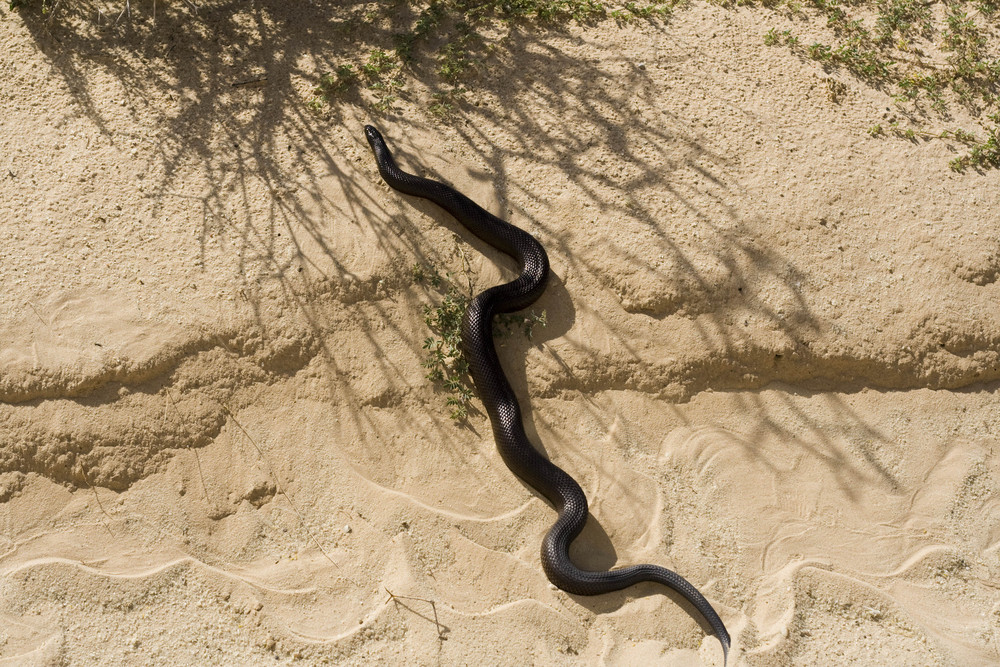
xmin=365 ymin=125 xmax=731 ymax=663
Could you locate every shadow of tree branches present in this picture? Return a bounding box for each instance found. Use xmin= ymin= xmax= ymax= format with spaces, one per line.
xmin=12 ymin=0 xmax=987 ymax=588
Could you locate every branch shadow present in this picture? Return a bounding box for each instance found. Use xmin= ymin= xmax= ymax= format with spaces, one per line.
xmin=12 ymin=3 xmax=954 ymax=655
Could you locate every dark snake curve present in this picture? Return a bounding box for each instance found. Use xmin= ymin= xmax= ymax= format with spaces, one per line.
xmin=365 ymin=125 xmax=730 ymax=663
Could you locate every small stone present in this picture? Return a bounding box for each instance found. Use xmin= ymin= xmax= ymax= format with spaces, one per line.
xmin=343 ymin=524 xmax=352 ymax=534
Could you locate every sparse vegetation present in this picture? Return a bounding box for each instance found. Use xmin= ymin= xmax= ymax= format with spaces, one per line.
xmin=873 ymin=0 xmax=931 ymax=44
xmin=874 ymin=120 xmax=985 ymax=144
xmin=412 ymin=263 xmax=546 ymax=422
xmin=761 ymin=0 xmax=999 ymax=170
xmin=950 ymin=114 xmax=1000 ymax=171
xmin=414 ymin=264 xmax=475 ymax=421
xmin=311 ymin=48 xmax=402 ymax=114
xmin=307 ymin=1 xmax=678 ymax=116
xmin=10 ymin=0 xmax=997 ymax=173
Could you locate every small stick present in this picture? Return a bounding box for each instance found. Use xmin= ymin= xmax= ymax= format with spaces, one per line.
xmin=456 ymin=243 xmax=475 ymax=298
xmin=165 ymin=390 xmax=211 ymax=504
xmin=80 ymin=467 xmax=115 ymax=538
xmin=46 ymin=0 xmax=63 ymax=27
xmin=116 ymin=0 xmax=131 ymax=25
xmin=213 ymin=334 xmax=237 ymax=355
xmin=191 ymin=449 xmax=210 ymax=502
xmin=232 ymin=76 xmax=268 ymax=88
xmin=384 ymin=587 xmax=446 ymax=640
xmin=26 ymin=301 xmax=49 ymax=329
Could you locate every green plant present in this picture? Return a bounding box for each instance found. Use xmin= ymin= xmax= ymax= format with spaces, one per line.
xmin=310 ymin=64 xmax=358 ymax=110
xmin=610 ymin=1 xmax=676 ymax=19
xmin=395 ymin=2 xmax=447 ymax=62
xmin=764 ymin=28 xmax=799 ymax=47
xmin=950 ymin=114 xmax=1000 ymax=171
xmin=361 ymin=48 xmax=396 ymax=79
xmin=977 ymin=0 xmax=999 ymax=14
xmin=950 ymin=128 xmax=978 ymax=143
xmin=874 ymin=0 xmax=931 ymax=44
xmin=413 ymin=262 xmax=546 ymax=422
xmin=809 ymin=0 xmax=846 ymax=27
xmin=830 ymin=35 xmax=893 ymax=79
xmin=808 ymin=42 xmax=833 ymax=62
xmin=943 ymin=9 xmax=984 ymax=65
xmin=16 ymin=0 xmax=1000 ymax=172
xmin=438 ymin=30 xmax=480 ymax=82
xmin=497 ymin=310 xmax=548 ymax=340
xmin=417 ymin=266 xmax=474 ymax=421
xmin=310 ymin=48 xmax=402 ymax=114
xmin=429 ymin=87 xmax=467 ymax=116
xmin=362 ymin=49 xmax=403 ymax=113
xmin=750 ymin=0 xmax=999 ymax=169
xmin=308 ymin=1 xmax=675 ymax=116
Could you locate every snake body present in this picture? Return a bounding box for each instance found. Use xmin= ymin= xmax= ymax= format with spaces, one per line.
xmin=365 ymin=125 xmax=730 ymax=663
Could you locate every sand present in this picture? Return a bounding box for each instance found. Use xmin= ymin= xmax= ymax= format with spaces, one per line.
xmin=1 ymin=2 xmax=999 ymax=665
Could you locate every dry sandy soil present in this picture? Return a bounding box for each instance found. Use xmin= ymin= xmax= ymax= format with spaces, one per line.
xmin=1 ymin=2 xmax=999 ymax=665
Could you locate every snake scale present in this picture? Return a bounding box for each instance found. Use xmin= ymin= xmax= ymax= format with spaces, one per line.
xmin=364 ymin=125 xmax=730 ymax=663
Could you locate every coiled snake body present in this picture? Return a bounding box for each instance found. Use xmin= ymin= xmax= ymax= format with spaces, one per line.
xmin=365 ymin=125 xmax=730 ymax=663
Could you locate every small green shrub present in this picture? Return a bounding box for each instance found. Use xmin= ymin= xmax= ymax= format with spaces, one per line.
xmin=413 ymin=263 xmax=546 ymax=423
xmin=950 ymin=114 xmax=1000 ymax=171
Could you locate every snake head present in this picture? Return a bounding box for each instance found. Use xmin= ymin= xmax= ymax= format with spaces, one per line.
xmin=364 ymin=125 xmax=385 ymax=150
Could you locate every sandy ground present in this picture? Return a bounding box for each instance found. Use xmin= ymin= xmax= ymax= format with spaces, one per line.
xmin=2 ymin=2 xmax=999 ymax=665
